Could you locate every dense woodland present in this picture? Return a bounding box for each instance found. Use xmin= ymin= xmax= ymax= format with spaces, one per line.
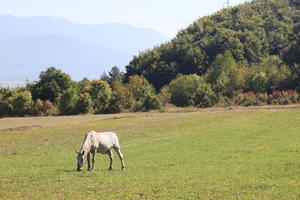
xmin=126 ymin=0 xmax=300 ymax=89
xmin=1 ymin=0 xmax=300 ymax=117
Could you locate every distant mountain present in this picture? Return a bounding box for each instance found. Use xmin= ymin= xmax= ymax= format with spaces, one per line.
xmin=0 ymin=15 xmax=169 ymax=86
xmin=0 ymin=15 xmax=169 ymax=54
xmin=0 ymin=34 xmax=131 ymax=81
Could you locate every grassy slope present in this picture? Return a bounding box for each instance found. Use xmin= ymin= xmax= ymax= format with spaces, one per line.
xmin=0 ymin=107 xmax=299 ymax=199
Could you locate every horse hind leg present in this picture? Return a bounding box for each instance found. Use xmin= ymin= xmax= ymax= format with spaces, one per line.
xmin=114 ymin=146 xmax=125 ymax=170
xmin=107 ymin=150 xmax=114 ymax=170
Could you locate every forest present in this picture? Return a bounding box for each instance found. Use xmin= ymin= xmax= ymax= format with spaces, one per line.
xmin=1 ymin=0 xmax=300 ymax=117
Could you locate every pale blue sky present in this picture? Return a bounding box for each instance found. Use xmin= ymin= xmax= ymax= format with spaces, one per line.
xmin=0 ymin=0 xmax=248 ymax=37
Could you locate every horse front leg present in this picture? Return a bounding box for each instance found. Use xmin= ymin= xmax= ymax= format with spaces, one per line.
xmin=91 ymin=152 xmax=96 ymax=171
xmin=87 ymin=153 xmax=91 ymax=171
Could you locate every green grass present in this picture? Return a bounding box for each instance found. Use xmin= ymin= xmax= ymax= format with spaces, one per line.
xmin=0 ymin=107 xmax=300 ymax=199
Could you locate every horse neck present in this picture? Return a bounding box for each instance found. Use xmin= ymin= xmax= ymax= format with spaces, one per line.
xmin=81 ymin=134 xmax=92 ymax=155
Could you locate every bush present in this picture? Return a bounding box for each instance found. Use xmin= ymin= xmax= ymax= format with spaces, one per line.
xmin=10 ymin=90 xmax=34 ymax=116
xmin=43 ymin=100 xmax=59 ymax=116
xmin=127 ymin=75 xmax=155 ymax=101
xmin=108 ymin=81 xmax=132 ymax=112
xmin=142 ymin=94 xmax=162 ymax=111
xmin=169 ymin=74 xmax=217 ymax=107
xmin=75 ymin=93 xmax=94 ymax=114
xmin=158 ymin=86 xmax=172 ymax=106
xmin=0 ymin=94 xmax=10 ymax=117
xmin=194 ymin=84 xmax=218 ymax=108
xmin=233 ymin=90 xmax=300 ymax=106
xmin=126 ymin=75 xmax=160 ymax=111
xmin=32 ymin=99 xmax=44 ymax=116
xmin=234 ymin=92 xmax=263 ymax=106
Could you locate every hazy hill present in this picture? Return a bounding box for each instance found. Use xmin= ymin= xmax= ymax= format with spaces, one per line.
xmin=0 ymin=15 xmax=169 ymax=54
xmin=0 ymin=15 xmax=169 ymax=86
xmin=0 ymin=35 xmax=131 ymax=81
xmin=125 ymin=0 xmax=300 ymax=89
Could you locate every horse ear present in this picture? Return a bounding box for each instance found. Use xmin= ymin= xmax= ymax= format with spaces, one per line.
xmin=82 ymin=151 xmax=85 ymax=155
xmin=75 ymin=151 xmax=79 ymax=154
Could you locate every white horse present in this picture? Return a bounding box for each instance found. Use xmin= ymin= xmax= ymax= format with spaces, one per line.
xmin=76 ymin=131 xmax=125 ymax=171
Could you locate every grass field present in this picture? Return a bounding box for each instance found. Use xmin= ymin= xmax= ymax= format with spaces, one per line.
xmin=0 ymin=106 xmax=300 ymax=199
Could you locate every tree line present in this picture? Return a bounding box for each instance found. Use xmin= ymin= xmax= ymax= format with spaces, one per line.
xmin=1 ymin=59 xmax=299 ymax=117
xmin=0 ymin=66 xmax=163 ymax=117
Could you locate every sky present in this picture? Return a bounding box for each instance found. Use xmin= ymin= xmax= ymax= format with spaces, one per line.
xmin=0 ymin=0 xmax=249 ymax=37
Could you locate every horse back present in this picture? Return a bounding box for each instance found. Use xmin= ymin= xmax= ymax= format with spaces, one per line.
xmin=94 ymin=132 xmax=120 ymax=153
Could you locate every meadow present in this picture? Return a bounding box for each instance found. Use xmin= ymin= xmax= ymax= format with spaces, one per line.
xmin=0 ymin=106 xmax=299 ymax=199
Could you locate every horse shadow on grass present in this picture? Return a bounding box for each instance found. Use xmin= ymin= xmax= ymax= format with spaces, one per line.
xmin=57 ymin=168 xmax=125 ymax=174
xmin=58 ymin=169 xmax=77 ymax=173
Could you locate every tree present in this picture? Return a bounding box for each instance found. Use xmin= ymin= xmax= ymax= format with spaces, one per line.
xmin=206 ymin=51 xmax=244 ymax=97
xmin=109 ymin=66 xmax=124 ymax=84
xmin=283 ymin=39 xmax=300 ymax=65
xmin=89 ymin=80 xmax=112 ymax=113
xmin=58 ymin=88 xmax=78 ymax=115
xmin=30 ymin=67 xmax=74 ymax=102
xmin=77 ymin=77 xmax=91 ymax=93
xmin=245 ymin=56 xmax=291 ymax=92
xmin=100 ymin=72 xmax=110 ymax=83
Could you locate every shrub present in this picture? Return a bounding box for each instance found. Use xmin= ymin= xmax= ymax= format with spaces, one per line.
xmin=169 ymin=74 xmax=217 ymax=107
xmin=194 ymin=83 xmax=218 ymax=108
xmin=234 ymin=90 xmax=300 ymax=106
xmin=233 ymin=92 xmax=264 ymax=106
xmin=109 ymin=81 xmax=132 ymax=112
xmin=127 ymin=75 xmax=155 ymax=101
xmin=32 ymin=99 xmax=44 ymax=116
xmin=75 ymin=93 xmax=94 ymax=114
xmin=0 ymin=94 xmax=10 ymax=117
xmin=10 ymin=90 xmax=34 ymax=116
xmin=126 ymin=75 xmax=160 ymax=111
xmin=43 ymin=100 xmax=59 ymax=116
xmin=158 ymin=86 xmax=172 ymax=106
xmin=142 ymin=94 xmax=162 ymax=111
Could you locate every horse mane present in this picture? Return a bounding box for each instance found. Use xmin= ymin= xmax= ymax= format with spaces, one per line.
xmin=80 ymin=131 xmax=96 ymax=155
